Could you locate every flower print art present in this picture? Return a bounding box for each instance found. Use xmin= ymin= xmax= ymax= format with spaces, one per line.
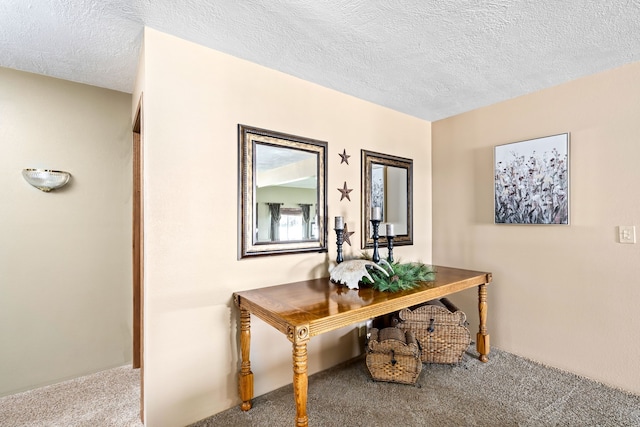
xmin=494 ymin=133 xmax=569 ymax=225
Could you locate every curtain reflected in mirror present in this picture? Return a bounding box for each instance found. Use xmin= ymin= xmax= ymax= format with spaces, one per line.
xmin=361 ymin=150 xmax=413 ymax=248
xmin=255 ymin=143 xmax=319 ymax=243
xmin=239 ymin=125 xmax=328 ymax=258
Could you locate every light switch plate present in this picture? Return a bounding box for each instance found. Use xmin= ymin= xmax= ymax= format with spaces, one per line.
xmin=618 ymin=226 xmax=636 ymax=244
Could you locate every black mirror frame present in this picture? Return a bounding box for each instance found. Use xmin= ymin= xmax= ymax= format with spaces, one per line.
xmin=361 ymin=149 xmax=413 ymax=248
xmin=238 ymin=124 xmax=328 ymax=259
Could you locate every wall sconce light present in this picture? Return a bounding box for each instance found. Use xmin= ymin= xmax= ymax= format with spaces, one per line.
xmin=22 ymin=169 xmax=71 ymax=192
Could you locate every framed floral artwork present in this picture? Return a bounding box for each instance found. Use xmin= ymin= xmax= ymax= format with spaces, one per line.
xmin=494 ymin=133 xmax=569 ymax=224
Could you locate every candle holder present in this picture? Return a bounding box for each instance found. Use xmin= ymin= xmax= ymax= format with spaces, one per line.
xmin=386 ymin=235 xmax=394 ymax=263
xmin=370 ymin=219 xmax=381 ymax=263
xmin=335 ymin=228 xmax=344 ymax=264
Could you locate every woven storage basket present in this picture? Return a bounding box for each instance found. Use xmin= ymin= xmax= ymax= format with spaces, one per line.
xmin=396 ymin=298 xmax=470 ymax=364
xmin=366 ymin=327 xmax=422 ymax=385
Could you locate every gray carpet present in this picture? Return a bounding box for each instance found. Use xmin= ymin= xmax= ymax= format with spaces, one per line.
xmin=2 ymin=349 xmax=639 ymax=426
xmin=0 ymin=365 xmax=142 ymax=427
xmin=192 ymin=347 xmax=640 ymax=427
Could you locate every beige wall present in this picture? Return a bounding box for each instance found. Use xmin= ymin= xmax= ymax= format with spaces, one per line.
xmin=136 ymin=28 xmax=431 ymax=426
xmin=432 ymin=62 xmax=640 ymax=395
xmin=0 ymin=67 xmax=133 ymax=395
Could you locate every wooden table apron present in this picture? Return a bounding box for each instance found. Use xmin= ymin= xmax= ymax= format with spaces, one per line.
xmin=233 ymin=266 xmax=492 ymax=427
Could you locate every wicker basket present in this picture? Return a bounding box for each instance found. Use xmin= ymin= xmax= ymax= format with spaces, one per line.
xmin=366 ymin=327 xmax=422 ymax=384
xmin=396 ymin=298 xmax=470 ymax=364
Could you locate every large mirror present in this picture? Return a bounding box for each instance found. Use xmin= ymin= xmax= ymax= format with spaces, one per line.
xmin=239 ymin=125 xmax=328 ymax=258
xmin=361 ymin=150 xmax=413 ymax=248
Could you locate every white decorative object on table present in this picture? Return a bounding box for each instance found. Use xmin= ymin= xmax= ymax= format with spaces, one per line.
xmin=329 ymin=259 xmax=389 ymax=290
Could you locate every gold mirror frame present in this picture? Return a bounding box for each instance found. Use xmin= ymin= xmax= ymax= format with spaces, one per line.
xmin=361 ymin=150 xmax=413 ymax=248
xmin=238 ymin=124 xmax=328 ymax=258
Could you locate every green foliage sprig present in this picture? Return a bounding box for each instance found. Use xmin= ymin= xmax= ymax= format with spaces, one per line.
xmin=360 ymin=253 xmax=437 ymax=292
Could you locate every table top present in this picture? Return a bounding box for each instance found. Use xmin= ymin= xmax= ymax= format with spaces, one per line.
xmin=234 ymin=265 xmax=491 ymax=338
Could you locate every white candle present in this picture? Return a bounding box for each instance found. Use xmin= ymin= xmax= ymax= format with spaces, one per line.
xmin=371 ymin=207 xmax=381 ymax=221
xmin=334 ymin=216 xmax=344 ymax=230
xmin=386 ymin=223 xmax=394 ymax=236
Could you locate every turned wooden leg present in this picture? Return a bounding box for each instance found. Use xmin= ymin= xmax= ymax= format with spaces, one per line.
xmin=238 ymin=307 xmax=254 ymax=411
xmin=477 ymin=284 xmax=490 ymax=362
xmin=291 ymin=326 xmax=310 ymax=427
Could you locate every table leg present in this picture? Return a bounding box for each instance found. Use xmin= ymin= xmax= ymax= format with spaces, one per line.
xmin=477 ymin=284 xmax=490 ymax=362
xmin=238 ymin=307 xmax=254 ymax=411
xmin=292 ymin=326 xmax=310 ymax=427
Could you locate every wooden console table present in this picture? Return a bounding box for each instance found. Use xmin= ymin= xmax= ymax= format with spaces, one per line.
xmin=233 ymin=265 xmax=492 ymax=427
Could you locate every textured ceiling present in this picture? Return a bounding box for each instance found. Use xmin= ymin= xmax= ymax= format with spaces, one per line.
xmin=2 ymin=1 xmax=640 ymax=121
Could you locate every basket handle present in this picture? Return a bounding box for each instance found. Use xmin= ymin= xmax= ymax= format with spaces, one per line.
xmin=427 ymin=318 xmax=435 ymax=333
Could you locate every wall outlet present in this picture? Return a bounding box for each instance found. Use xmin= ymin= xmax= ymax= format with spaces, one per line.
xmin=618 ymin=226 xmax=636 ymax=244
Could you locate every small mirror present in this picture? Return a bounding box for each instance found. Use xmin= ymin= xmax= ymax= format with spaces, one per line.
xmin=361 ymin=150 xmax=413 ymax=248
xmin=239 ymin=125 xmax=328 ymax=258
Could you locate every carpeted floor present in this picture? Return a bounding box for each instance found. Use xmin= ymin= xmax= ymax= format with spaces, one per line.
xmin=0 ymin=365 xmax=142 ymax=427
xmin=2 ymin=348 xmax=639 ymax=426
xmin=191 ymin=347 xmax=640 ymax=427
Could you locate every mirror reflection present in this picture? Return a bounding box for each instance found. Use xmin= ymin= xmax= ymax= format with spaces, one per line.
xmin=239 ymin=125 xmax=327 ymax=258
xmin=255 ymin=144 xmax=318 ymax=242
xmin=362 ymin=150 xmax=413 ymax=248
xmin=371 ymin=164 xmax=408 ymax=236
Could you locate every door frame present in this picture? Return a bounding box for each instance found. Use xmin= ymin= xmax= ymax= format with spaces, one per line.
xmin=132 ymin=96 xmax=144 ymax=422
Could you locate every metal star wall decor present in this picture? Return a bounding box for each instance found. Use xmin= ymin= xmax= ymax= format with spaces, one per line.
xmin=338 ymin=182 xmax=353 ymax=201
xmin=339 ymin=149 xmax=350 ymax=165
xmin=343 ymin=223 xmax=355 ymax=246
